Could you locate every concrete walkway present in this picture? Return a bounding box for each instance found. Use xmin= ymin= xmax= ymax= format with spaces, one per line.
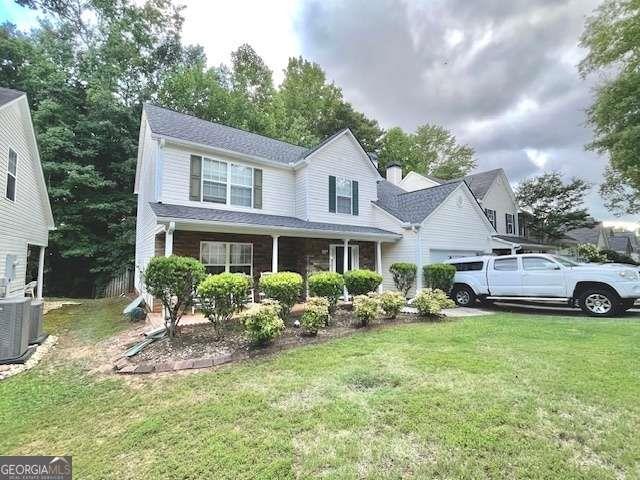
xmin=401 ymin=306 xmax=496 ymax=317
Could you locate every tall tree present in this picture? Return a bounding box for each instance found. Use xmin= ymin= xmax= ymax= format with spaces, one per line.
xmin=580 ymin=0 xmax=640 ymax=215
xmin=516 ymin=172 xmax=594 ymax=242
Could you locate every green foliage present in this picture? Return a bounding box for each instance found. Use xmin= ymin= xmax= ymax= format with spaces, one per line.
xmin=240 ymin=300 xmax=284 ymax=345
xmin=378 ymin=124 xmax=476 ymax=180
xmin=308 ymin=271 xmax=344 ymax=313
xmin=343 ymin=269 xmax=383 ymax=296
xmin=423 ymin=264 xmax=456 ymax=292
xmin=258 ymin=272 xmax=303 ymax=319
xmin=515 ymin=173 xmax=594 ymax=242
xmin=576 ymin=244 xmax=608 ymax=263
xmin=379 ymin=291 xmax=406 ymax=319
xmin=389 ymin=263 xmax=417 ymax=297
xmin=412 ymin=288 xmax=455 ymax=318
xmin=352 ymin=294 xmax=381 ymax=327
xmin=197 ymin=273 xmax=252 ymax=338
xmin=143 ymin=256 xmax=206 ymax=337
xmin=300 ymin=297 xmax=330 ymax=336
xmin=580 ymin=0 xmax=640 ymax=214
xmin=601 ymin=249 xmax=639 ymax=265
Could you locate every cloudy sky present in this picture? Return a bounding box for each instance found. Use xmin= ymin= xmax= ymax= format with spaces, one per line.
xmin=2 ymin=0 xmax=637 ymax=227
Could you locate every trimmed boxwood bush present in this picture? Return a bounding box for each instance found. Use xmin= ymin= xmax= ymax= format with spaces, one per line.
xmin=353 ymin=294 xmax=381 ymax=327
xmin=343 ymin=269 xmax=383 ymax=296
xmin=300 ymin=297 xmax=330 ymax=336
xmin=308 ymin=272 xmax=344 ymax=312
xmin=379 ymin=291 xmax=406 ymax=319
xmin=602 ymin=249 xmax=638 ymax=265
xmin=412 ymin=288 xmax=455 ymax=317
xmin=143 ymin=256 xmax=206 ymax=338
xmin=389 ymin=262 xmax=417 ymax=297
xmin=259 ymin=271 xmax=304 ymax=319
xmin=197 ymin=272 xmax=252 ymax=339
xmin=423 ymin=263 xmax=456 ymax=293
xmin=240 ymin=299 xmax=284 ymax=345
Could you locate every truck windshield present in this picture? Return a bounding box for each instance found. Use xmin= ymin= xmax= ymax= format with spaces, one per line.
xmin=551 ymin=255 xmax=580 ymax=267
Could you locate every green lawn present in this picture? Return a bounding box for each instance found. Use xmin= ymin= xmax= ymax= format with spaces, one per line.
xmin=1 ymin=300 xmax=639 ymax=479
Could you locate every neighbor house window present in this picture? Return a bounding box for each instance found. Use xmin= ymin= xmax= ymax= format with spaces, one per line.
xmin=336 ymin=177 xmax=353 ymax=214
xmin=200 ymin=241 xmax=253 ymax=276
xmin=506 ymin=213 xmax=515 ymax=234
xmin=202 ymin=158 xmax=227 ymax=204
xmin=6 ymin=148 xmax=16 ymax=201
xmin=484 ymin=208 xmax=496 ymax=229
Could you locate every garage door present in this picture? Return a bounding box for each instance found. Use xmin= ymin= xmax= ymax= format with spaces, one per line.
xmin=429 ymin=249 xmax=481 ymax=263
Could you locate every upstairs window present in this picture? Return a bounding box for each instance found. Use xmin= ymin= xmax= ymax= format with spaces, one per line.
xmin=230 ymin=164 xmax=253 ymax=207
xmin=202 ymin=158 xmax=227 ymax=204
xmin=195 ymin=156 xmax=260 ymax=208
xmin=329 ymin=175 xmax=359 ymax=215
xmin=6 ymin=148 xmax=16 ymax=201
xmin=485 ymin=208 xmax=496 ymax=229
xmin=505 ymin=213 xmax=515 ymax=234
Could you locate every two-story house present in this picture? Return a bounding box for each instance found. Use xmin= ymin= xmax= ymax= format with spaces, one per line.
xmin=0 ymin=87 xmax=54 ymax=300
xmin=134 ymin=105 xmax=501 ymax=303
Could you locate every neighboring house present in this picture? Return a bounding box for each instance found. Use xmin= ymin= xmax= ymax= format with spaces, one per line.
xmin=608 ymin=235 xmax=633 ymax=257
xmin=567 ymin=222 xmax=610 ymax=250
xmin=609 ymin=231 xmax=639 ymax=261
xmin=0 ymin=87 xmax=54 ymax=299
xmin=134 ymin=105 xmax=497 ymax=303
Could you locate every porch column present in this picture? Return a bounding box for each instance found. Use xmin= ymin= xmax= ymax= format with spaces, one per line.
xmin=343 ymin=238 xmax=349 ymax=300
xmin=271 ymin=234 xmax=279 ymax=272
xmin=36 ymin=246 xmax=45 ymax=300
xmin=164 ymin=221 xmax=175 ymax=256
xmin=414 ymin=227 xmax=423 ymax=293
xmin=376 ymin=240 xmax=383 ymax=293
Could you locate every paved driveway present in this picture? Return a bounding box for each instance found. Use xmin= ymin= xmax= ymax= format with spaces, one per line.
xmin=484 ymin=300 xmax=640 ymax=318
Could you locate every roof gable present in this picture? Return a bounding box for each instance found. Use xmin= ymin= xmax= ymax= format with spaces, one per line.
xmin=375 ymin=180 xmax=461 ymax=223
xmin=0 ymin=87 xmax=24 ymax=109
xmin=463 ymin=168 xmax=504 ymax=200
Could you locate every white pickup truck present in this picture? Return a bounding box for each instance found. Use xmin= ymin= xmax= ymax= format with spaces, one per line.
xmin=446 ymin=254 xmax=640 ymax=316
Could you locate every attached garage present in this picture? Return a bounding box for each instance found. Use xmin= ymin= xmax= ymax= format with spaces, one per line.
xmin=429 ymin=249 xmax=483 ymax=263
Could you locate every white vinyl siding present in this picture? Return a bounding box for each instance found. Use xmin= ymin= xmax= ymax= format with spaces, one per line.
xmin=200 ymin=241 xmax=252 ymax=276
xmin=480 ymin=174 xmax=519 ymax=235
xmin=398 ymin=172 xmax=440 ymax=191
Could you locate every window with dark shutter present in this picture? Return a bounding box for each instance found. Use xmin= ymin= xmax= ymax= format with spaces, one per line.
xmin=329 ymin=175 xmax=336 ymax=212
xmin=189 ymin=155 xmax=202 ymax=201
xmin=253 ymin=168 xmax=262 ymax=209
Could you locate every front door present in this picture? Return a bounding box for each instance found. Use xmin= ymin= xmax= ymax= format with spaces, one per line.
xmin=330 ymin=245 xmax=359 ymax=274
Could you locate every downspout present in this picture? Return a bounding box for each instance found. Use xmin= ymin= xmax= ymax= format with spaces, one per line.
xmin=413 ymin=224 xmax=423 ymax=293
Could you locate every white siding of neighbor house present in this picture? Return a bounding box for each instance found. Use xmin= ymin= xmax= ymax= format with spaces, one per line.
xmin=303 ymin=132 xmax=380 ymax=227
xmin=160 ymin=143 xmax=296 ymax=217
xmin=479 ymin=174 xmax=519 ymax=235
xmin=420 ymin=185 xmax=494 ymax=264
xmin=134 ymin=118 xmax=159 ymax=295
xmin=0 ymin=98 xmax=51 ymax=297
xmin=398 ymin=172 xmax=440 ymax=192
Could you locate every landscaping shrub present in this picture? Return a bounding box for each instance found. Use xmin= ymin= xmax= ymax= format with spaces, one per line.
xmin=601 ymin=249 xmax=638 ymax=265
xmin=389 ymin=263 xmax=417 ymax=297
xmin=308 ymin=272 xmax=344 ymax=312
xmin=343 ymin=269 xmax=383 ymax=296
xmin=412 ymin=288 xmax=455 ymax=318
xmin=577 ymin=243 xmax=607 ymax=263
xmin=240 ymin=299 xmax=284 ymax=345
xmin=197 ymin=272 xmax=252 ymax=339
xmin=143 ymin=256 xmax=206 ymax=337
xmin=423 ymin=263 xmax=456 ymax=293
xmin=300 ymin=297 xmax=330 ymax=336
xmin=353 ymin=294 xmax=381 ymax=327
xmin=259 ymin=272 xmax=304 ymax=319
xmin=379 ymin=291 xmax=406 ymax=319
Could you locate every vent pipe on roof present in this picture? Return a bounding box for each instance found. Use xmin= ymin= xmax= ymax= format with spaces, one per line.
xmin=386 ymin=164 xmax=403 ymax=185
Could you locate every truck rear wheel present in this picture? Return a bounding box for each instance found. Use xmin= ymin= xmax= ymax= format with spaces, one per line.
xmin=452 ymin=285 xmax=476 ymax=307
xmin=578 ymin=289 xmax=620 ymax=317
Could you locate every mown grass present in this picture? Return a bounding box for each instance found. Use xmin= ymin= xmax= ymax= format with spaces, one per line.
xmin=0 ymin=300 xmax=639 ymax=479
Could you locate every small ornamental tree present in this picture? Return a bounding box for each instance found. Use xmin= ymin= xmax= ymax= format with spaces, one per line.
xmin=343 ymin=269 xmax=383 ymax=296
xmin=423 ymin=263 xmax=456 ymax=293
xmin=197 ymin=272 xmax=252 ymax=339
xmin=259 ymin=272 xmax=304 ymax=319
xmin=143 ymin=256 xmax=206 ymax=338
xmin=389 ymin=263 xmax=417 ymax=297
xmin=308 ymin=272 xmax=344 ymax=313
xmin=576 ymin=243 xmax=607 ymax=263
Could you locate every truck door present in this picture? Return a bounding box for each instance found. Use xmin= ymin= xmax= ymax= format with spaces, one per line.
xmin=487 ymin=256 xmax=522 ymax=296
xmin=521 ymin=256 xmax=566 ymax=297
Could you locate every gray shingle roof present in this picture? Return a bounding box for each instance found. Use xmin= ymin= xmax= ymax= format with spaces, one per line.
xmin=609 ymin=236 xmax=632 ymax=253
xmin=144 ymin=104 xmax=308 ymax=164
xmin=612 ymin=231 xmax=638 ymax=249
xmin=374 ymin=180 xmax=462 ymax=223
xmin=494 ymin=235 xmax=548 ymax=247
xmin=0 ymin=87 xmax=24 ymax=108
xmin=149 ymin=202 xmax=399 ymax=238
xmin=463 ymin=168 xmax=503 ymax=199
xmin=566 ymin=225 xmax=602 ymax=245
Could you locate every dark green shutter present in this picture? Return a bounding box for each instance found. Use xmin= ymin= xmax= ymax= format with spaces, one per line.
xmin=189 ymin=155 xmax=202 ymax=201
xmin=329 ymin=175 xmax=336 ymax=212
xmin=352 ymin=180 xmax=359 ymax=215
xmin=253 ymin=168 xmax=263 ymax=209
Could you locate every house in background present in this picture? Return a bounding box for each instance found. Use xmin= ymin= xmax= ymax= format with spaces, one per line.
xmin=608 ymin=231 xmax=639 ymax=261
xmin=567 ymin=222 xmax=610 ymax=250
xmin=0 ymin=87 xmax=54 ymax=300
xmin=134 ymin=104 xmax=499 ymax=304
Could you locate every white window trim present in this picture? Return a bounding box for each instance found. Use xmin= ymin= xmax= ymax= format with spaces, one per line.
xmin=200 ymin=156 xmax=254 ymax=208
xmin=485 ymin=208 xmax=496 ymax=229
xmin=506 ymin=213 xmax=515 ymax=234
xmin=328 ymin=244 xmax=359 ymax=272
xmin=6 ymin=148 xmax=17 ymax=202
xmin=335 ymin=176 xmax=353 ymax=215
xmin=199 ymin=241 xmax=253 ymax=276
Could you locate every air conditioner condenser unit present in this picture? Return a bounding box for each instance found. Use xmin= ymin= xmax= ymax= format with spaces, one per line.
xmin=0 ymin=297 xmax=35 ymax=364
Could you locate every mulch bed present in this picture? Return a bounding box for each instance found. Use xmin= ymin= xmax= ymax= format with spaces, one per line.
xmin=114 ymin=308 xmax=425 ymax=375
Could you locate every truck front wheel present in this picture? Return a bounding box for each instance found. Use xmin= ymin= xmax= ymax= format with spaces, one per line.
xmin=578 ymin=289 xmax=620 ymax=317
xmin=452 ymin=285 xmax=476 ymax=307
